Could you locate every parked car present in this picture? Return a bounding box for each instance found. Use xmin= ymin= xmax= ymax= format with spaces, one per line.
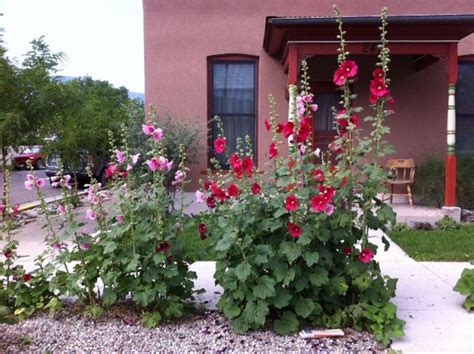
xmin=13 ymin=146 xmax=47 ymax=170
xmin=45 ymin=153 xmax=109 ymax=187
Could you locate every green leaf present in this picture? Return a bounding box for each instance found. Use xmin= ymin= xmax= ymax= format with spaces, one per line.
xmin=273 ymin=289 xmax=292 ymax=309
xmin=215 ymin=234 xmax=235 ymax=252
xmin=280 ymin=241 xmax=302 ymax=264
xmin=304 ymin=252 xmax=319 ymax=267
xmin=294 ymin=297 xmax=315 ymax=318
xmin=102 ymin=288 xmax=117 ymax=306
xmin=244 ymin=300 xmax=269 ymax=326
xmin=164 ymin=301 xmax=183 ymax=319
xmin=142 ymin=311 xmax=161 ymax=328
xmin=253 ymin=275 xmax=276 ymax=299
xmin=235 ymin=263 xmax=252 ymax=283
xmin=253 ymin=245 xmax=274 ymax=265
xmin=273 ymin=311 xmax=299 ymax=335
xmin=103 ymin=241 xmax=117 ymax=254
xmin=308 ymin=267 xmax=329 ymax=286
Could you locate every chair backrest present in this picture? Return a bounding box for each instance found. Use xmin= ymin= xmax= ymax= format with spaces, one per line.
xmin=385 ymin=159 xmax=416 ymax=181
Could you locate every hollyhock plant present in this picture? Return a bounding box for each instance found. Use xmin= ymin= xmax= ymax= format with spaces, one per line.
xmin=228 ymin=184 xmax=239 ymax=198
xmin=152 ymin=128 xmax=164 ymax=142
xmin=340 ymin=60 xmax=358 ymax=78
xmin=23 ymin=274 xmax=32 ymax=282
xmin=287 ymin=222 xmax=302 ymax=238
xmin=285 ymin=195 xmax=299 ymax=212
xmin=214 ymin=137 xmax=227 ymax=154
xmin=146 ymin=157 xmax=160 ymax=172
xmin=264 ymin=119 xmax=271 ymax=131
xmin=142 ymin=124 xmax=155 ymax=136
xmin=370 ymin=78 xmax=390 ymax=97
xmin=358 ymin=248 xmax=374 ymax=263
xmin=115 ymin=149 xmax=126 ymax=165
xmin=269 ymin=143 xmax=278 ymax=159
xmin=251 ymin=183 xmax=261 ymax=195
xmin=195 ymin=190 xmax=205 ymax=204
xmin=86 ymin=209 xmax=97 ymax=221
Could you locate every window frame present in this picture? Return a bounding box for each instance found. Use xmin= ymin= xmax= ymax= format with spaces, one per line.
xmin=207 ymin=54 xmax=259 ymax=169
xmin=456 ymin=56 xmax=474 ymax=154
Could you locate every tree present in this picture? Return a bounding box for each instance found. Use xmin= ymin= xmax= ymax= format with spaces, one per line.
xmin=0 ymin=37 xmax=63 ymax=203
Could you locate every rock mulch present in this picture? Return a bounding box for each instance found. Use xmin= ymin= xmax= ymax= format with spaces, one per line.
xmin=0 ymin=306 xmax=386 ymax=352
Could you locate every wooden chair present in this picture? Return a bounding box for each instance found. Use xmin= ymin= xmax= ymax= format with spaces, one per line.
xmin=382 ymin=159 xmax=416 ymax=207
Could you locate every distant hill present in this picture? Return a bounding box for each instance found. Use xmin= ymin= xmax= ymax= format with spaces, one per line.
xmin=56 ymin=75 xmax=144 ymax=102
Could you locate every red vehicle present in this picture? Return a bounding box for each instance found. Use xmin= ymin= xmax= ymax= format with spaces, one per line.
xmin=13 ymin=146 xmax=47 ymax=170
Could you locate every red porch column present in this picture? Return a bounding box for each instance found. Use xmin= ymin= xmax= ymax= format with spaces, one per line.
xmin=445 ymin=43 xmax=458 ymax=207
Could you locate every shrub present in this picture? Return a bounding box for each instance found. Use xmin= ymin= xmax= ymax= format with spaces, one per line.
xmin=436 ymin=216 xmax=460 ymax=231
xmin=454 ymin=267 xmax=474 ymax=311
xmin=196 ymin=8 xmax=404 ymax=346
xmin=414 ymin=153 xmax=474 ymax=209
xmin=392 ymin=223 xmax=411 ymax=232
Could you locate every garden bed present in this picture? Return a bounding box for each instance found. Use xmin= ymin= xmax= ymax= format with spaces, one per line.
xmin=391 ymin=224 xmax=474 ymax=261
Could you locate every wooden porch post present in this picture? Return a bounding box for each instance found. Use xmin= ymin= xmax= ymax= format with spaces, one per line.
xmin=445 ymin=43 xmax=458 ymax=207
xmin=288 ymin=44 xmax=298 ymax=123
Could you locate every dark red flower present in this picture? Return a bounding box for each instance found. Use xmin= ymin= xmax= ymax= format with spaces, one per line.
xmin=120 ymin=171 xmax=128 ymax=179
xmin=370 ymin=79 xmax=390 ymax=98
xmin=233 ymin=166 xmax=244 ymax=180
xmin=3 ymin=249 xmax=13 ymax=259
xmin=358 ymin=248 xmax=374 ymax=263
xmin=198 ymin=223 xmax=207 ymax=239
xmin=155 ymin=241 xmax=170 ymax=254
xmin=264 ymin=119 xmax=271 ymax=131
xmin=343 ymin=247 xmax=352 ymax=256
xmin=166 ymin=255 xmax=174 ymax=264
xmin=269 ymin=142 xmax=278 ymax=159
xmin=288 ymin=222 xmax=302 ymax=238
xmin=276 ymin=124 xmax=284 ymax=134
xmin=388 ymin=98 xmax=395 ymax=106
xmin=311 ymin=195 xmax=326 ymax=213
xmin=251 ymin=183 xmax=261 ymax=195
xmin=340 ymin=60 xmax=358 ymax=78
xmin=285 ymin=195 xmax=299 ymax=212
xmin=105 ymin=164 xmax=117 ymax=179
xmin=204 ymin=180 xmax=212 ymax=191
xmin=369 ymin=94 xmax=378 ymax=104
xmin=214 ymin=138 xmax=227 ymax=154
xmin=206 ymin=196 xmax=216 ymax=208
xmin=228 ymin=183 xmax=239 ymax=198
xmin=372 ymin=68 xmax=385 ymax=80
xmin=296 ymin=117 xmax=312 ymax=143
xmin=214 ymin=188 xmax=227 ymax=202
xmin=283 ymin=122 xmax=294 ymax=138
xmin=242 ymin=157 xmax=253 ymax=177
xmin=333 ymin=68 xmax=347 ymax=86
xmin=23 ymin=274 xmax=32 ymax=282
xmin=311 ymin=169 xmax=325 ymax=183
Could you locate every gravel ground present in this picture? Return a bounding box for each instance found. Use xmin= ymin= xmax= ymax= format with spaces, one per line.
xmin=0 ymin=306 xmax=386 ymax=353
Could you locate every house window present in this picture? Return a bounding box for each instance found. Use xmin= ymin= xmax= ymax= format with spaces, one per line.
xmin=209 ymin=56 xmax=257 ymax=167
xmin=457 ymin=62 xmax=474 ymax=153
xmin=314 ymin=92 xmax=339 ymax=131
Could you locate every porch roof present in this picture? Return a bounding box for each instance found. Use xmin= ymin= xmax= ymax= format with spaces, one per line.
xmin=263 ymin=14 xmax=474 ymax=59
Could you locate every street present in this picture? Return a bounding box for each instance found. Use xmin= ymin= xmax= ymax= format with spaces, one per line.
xmin=0 ymin=170 xmax=62 ymax=206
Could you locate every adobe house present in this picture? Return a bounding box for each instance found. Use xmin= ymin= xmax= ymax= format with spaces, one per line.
xmin=143 ymin=0 xmax=474 ymax=213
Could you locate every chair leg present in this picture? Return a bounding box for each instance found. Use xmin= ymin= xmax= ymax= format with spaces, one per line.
xmin=407 ymin=184 xmax=414 ymax=207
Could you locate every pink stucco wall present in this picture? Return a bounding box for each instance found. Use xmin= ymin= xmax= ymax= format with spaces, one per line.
xmin=143 ymin=0 xmax=474 ymax=189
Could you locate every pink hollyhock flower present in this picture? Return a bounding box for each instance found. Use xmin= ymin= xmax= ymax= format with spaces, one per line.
xmin=372 ymin=68 xmax=385 ymax=80
xmin=214 ymin=137 xmax=227 ymax=154
xmin=146 ymin=157 xmax=160 ymax=172
xmin=152 ymin=128 xmax=164 ymax=142
xmin=57 ymin=204 xmax=67 ymax=215
xmin=35 ymin=178 xmax=46 ymax=189
xmin=52 ymin=243 xmax=63 ymax=253
xmin=86 ymin=209 xmax=97 ymax=221
xmin=310 ymin=104 xmax=318 ymax=112
xmin=358 ymin=248 xmax=374 ymax=263
xmin=116 ymin=215 xmax=124 ymax=223
xmin=299 ymin=144 xmax=306 ymax=156
xmin=264 ymin=119 xmax=271 ymax=131
xmin=24 ymin=180 xmax=34 ymax=191
xmin=251 ymin=183 xmax=261 ymax=195
xmin=26 ymin=174 xmax=34 ymax=182
xmin=303 ymin=95 xmax=313 ymax=103
xmin=325 ymin=204 xmax=335 ymax=216
xmin=90 ymin=195 xmax=100 ymax=205
xmin=23 ymin=274 xmax=32 ymax=282
xmin=0 ymin=204 xmax=5 ymax=214
xmin=195 ymin=190 xmax=205 ymax=204
xmin=333 ymin=68 xmax=347 ymax=86
xmin=288 ymin=222 xmax=302 ymax=238
xmin=115 ymin=149 xmax=126 ymax=165
xmin=340 ymin=60 xmax=358 ymax=78
xmin=370 ymin=79 xmax=390 ymax=98
xmin=269 ymin=142 xmax=278 ymax=159
xmin=142 ymin=124 xmax=155 ymax=136
xmin=313 ymin=148 xmax=321 ymax=158
xmin=79 ymin=243 xmax=91 ymax=251
xmin=228 ymin=183 xmax=239 ymax=198
xmin=105 ymin=164 xmax=117 ymax=179
xmin=285 ymin=195 xmax=299 ymax=212
xmin=173 ymin=170 xmax=186 ymax=186
xmin=131 ymin=153 xmax=140 ymax=165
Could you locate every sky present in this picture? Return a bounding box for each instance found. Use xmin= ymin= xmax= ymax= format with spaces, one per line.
xmin=0 ymin=0 xmax=144 ymax=93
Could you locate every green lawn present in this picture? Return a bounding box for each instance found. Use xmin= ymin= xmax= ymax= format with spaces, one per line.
xmin=391 ymin=224 xmax=474 ymax=262
xmin=182 ymin=222 xmax=216 ymax=261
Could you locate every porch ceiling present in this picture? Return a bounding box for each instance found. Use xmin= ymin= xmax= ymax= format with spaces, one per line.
xmin=263 ymin=14 xmax=474 ymax=60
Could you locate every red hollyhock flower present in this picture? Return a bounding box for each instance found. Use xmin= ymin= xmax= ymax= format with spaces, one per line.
xmin=228 ymin=183 xmax=239 ymax=198
xmin=12 ymin=205 xmax=20 ymax=217
xmin=198 ymin=223 xmax=207 ymax=240
xmin=283 ymin=122 xmax=294 ymax=138
xmin=285 ymin=195 xmax=299 ymax=212
xmin=269 ymin=142 xmax=278 ymax=159
xmin=311 ymin=195 xmax=326 ymax=213
xmin=204 ymin=180 xmax=212 ymax=191
xmin=311 ymin=169 xmax=325 ymax=183
xmin=214 ymin=137 xmax=227 ymax=154
xmin=233 ymin=166 xmax=244 ymax=180
xmin=3 ymin=249 xmax=12 ymax=259
xmin=242 ymin=157 xmax=253 ymax=177
xmin=333 ymin=68 xmax=347 ymax=86
xmin=23 ymin=274 xmax=32 ymax=282
xmin=206 ymin=196 xmax=216 ymax=208
xmin=264 ymin=119 xmax=271 ymax=131
xmin=369 ymin=94 xmax=378 ymax=104
xmin=372 ymin=68 xmax=385 ymax=80
xmin=370 ymin=79 xmax=390 ymax=98
xmin=340 ymin=60 xmax=358 ymax=78
xmin=350 ymin=115 xmax=360 ymax=129
xmin=214 ymin=188 xmax=227 ymax=202
xmin=296 ymin=117 xmax=312 ymax=143
xmin=358 ymin=248 xmax=374 ymax=263
xmin=288 ymin=222 xmax=302 ymax=238
xmin=276 ymin=124 xmax=284 ymax=134
xmin=251 ymin=183 xmax=261 ymax=195
xmin=120 ymin=171 xmax=128 ymax=179
xmin=166 ymin=255 xmax=174 ymax=264
xmin=388 ymin=97 xmax=395 ymax=106
xmin=230 ymin=154 xmax=241 ymax=170
xmin=155 ymin=241 xmax=170 ymax=254
xmin=343 ymin=247 xmax=352 ymax=256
